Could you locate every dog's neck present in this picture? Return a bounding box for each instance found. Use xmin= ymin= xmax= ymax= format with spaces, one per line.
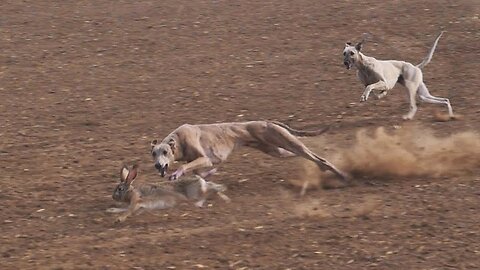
xmin=354 ymin=52 xmax=375 ymax=70
xmin=173 ymin=142 xmax=183 ymax=161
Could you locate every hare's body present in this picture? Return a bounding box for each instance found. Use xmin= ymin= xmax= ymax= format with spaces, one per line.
xmin=172 ymin=176 xmax=227 ymax=202
xmin=109 ymin=165 xmax=229 ymax=222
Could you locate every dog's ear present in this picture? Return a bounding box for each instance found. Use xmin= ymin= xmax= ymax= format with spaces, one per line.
xmin=126 ymin=164 xmax=138 ymax=184
xmin=151 ymin=139 xmax=158 ymax=149
xmin=345 ymin=42 xmax=352 ymax=47
xmin=355 ymin=42 xmax=363 ymax=51
xmin=120 ymin=165 xmax=129 ymax=182
xmin=168 ymin=139 xmax=177 ymax=153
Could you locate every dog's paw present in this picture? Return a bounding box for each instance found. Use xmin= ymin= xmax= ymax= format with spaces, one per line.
xmin=169 ymin=169 xmax=184 ymax=180
xmin=360 ymin=95 xmax=368 ymax=102
xmin=375 ymin=90 xmax=387 ymax=99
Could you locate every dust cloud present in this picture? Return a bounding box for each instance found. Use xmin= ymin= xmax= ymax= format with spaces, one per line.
xmin=295 ymin=125 xmax=480 ymax=189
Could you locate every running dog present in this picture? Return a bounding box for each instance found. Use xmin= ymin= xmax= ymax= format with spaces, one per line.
xmin=151 ymin=121 xmax=349 ymax=195
xmin=343 ymin=32 xmax=453 ymax=120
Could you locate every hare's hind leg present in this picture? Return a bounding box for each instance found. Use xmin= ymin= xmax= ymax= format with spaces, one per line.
xmin=191 ymin=177 xmax=231 ymax=207
xmin=207 ymin=182 xmax=230 ymax=203
xmin=216 ymin=191 xmax=231 ymax=203
xmin=193 ymin=177 xmax=210 ymax=207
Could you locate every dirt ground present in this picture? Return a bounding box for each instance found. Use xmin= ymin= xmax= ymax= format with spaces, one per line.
xmin=1 ymin=0 xmax=480 ymax=269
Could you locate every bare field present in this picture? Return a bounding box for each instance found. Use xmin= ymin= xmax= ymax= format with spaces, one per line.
xmin=1 ymin=0 xmax=479 ymax=269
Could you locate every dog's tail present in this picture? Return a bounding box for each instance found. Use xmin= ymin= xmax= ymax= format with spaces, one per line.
xmin=416 ymin=31 xmax=444 ymax=69
xmin=271 ymin=121 xmax=330 ymax=137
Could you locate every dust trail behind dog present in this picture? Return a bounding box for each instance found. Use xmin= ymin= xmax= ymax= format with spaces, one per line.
xmin=294 ymin=125 xmax=480 ymax=189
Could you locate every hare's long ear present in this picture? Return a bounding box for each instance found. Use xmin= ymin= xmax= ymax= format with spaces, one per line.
xmin=126 ymin=164 xmax=138 ymax=184
xmin=120 ymin=165 xmax=130 ymax=182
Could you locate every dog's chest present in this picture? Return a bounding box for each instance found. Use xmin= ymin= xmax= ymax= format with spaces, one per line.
xmin=357 ymin=68 xmax=380 ymax=86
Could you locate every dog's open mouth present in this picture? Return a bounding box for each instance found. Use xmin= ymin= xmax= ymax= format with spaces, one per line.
xmin=155 ymin=164 xmax=168 ymax=177
xmin=344 ymin=61 xmax=353 ymax=70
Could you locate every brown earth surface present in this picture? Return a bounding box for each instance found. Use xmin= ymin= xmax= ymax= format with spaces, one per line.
xmin=1 ymin=0 xmax=480 ymax=269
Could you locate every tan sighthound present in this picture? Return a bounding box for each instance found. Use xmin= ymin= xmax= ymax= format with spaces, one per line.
xmin=343 ymin=32 xmax=454 ymax=120
xmin=151 ymin=121 xmax=350 ymax=196
xmin=109 ymin=165 xmax=229 ymax=223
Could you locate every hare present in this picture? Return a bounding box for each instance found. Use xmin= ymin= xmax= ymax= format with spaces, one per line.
xmin=108 ymin=164 xmax=230 ymax=223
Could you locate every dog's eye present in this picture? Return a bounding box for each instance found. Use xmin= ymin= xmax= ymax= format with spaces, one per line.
xmin=350 ymin=51 xmax=354 ymax=56
xmin=343 ymin=52 xmax=346 ymax=56
xmin=152 ymin=152 xmax=156 ymax=157
xmin=163 ymin=150 xmax=168 ymax=155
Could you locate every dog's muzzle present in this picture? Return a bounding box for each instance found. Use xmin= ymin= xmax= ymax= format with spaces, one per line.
xmin=344 ymin=61 xmax=352 ymax=70
xmin=155 ymin=163 xmax=168 ymax=177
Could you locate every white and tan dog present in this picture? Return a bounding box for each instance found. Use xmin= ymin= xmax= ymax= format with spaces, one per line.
xmin=151 ymin=121 xmax=349 ymax=195
xmin=343 ymin=32 xmax=453 ymax=120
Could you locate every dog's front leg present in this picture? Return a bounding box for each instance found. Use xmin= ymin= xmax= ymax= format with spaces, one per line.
xmin=361 ymin=81 xmax=388 ymax=102
xmin=169 ymin=157 xmax=214 ymax=180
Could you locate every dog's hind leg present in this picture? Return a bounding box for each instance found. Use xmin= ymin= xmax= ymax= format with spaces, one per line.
xmin=255 ymin=144 xmax=323 ymax=196
xmin=417 ymin=83 xmax=453 ymax=117
xmin=262 ymin=125 xmax=349 ymax=181
xmin=402 ymin=82 xmax=419 ymax=120
xmin=255 ymin=144 xmax=296 ymax=158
